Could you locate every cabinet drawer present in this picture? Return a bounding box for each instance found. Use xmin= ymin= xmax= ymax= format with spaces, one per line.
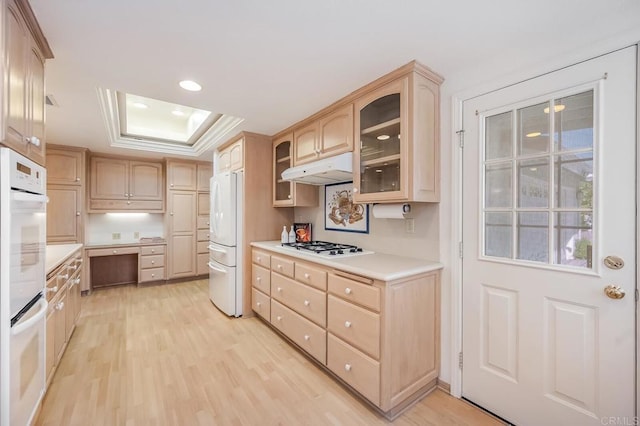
xmin=140 ymin=267 xmax=165 ymax=282
xmin=327 ymin=295 xmax=380 ymax=359
xmin=328 ymin=273 xmax=380 ymax=312
xmin=197 ymin=229 xmax=210 ymax=242
xmin=141 ymin=245 xmax=165 ymax=256
xmin=197 ymin=253 xmax=209 ymax=275
xmin=46 ymin=269 xmax=66 ymax=302
xmin=88 ymin=246 xmax=140 ymax=257
xmin=271 ymin=255 xmax=294 ymax=278
xmin=197 ymin=215 xmax=210 ymax=229
xmin=272 ymin=300 xmax=327 ymax=365
xmin=197 ymin=241 xmax=209 ymax=254
xmin=252 ymin=265 xmax=270 ymax=295
xmin=295 ymin=262 xmax=327 ymax=291
xmin=140 ymin=254 xmax=165 ymax=269
xmin=252 ymin=288 xmax=270 ymax=321
xmin=272 ymin=273 xmax=326 ymax=327
xmin=252 ymin=249 xmax=271 ymax=269
xmin=327 ymin=333 xmax=380 ymax=405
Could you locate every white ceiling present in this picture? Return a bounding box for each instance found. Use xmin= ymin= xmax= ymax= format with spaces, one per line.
xmin=29 ymin=0 xmax=640 ymax=161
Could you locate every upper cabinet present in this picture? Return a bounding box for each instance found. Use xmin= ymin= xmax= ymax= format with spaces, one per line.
xmin=293 ymin=104 xmax=353 ymax=166
xmin=353 ymin=65 xmax=442 ymax=203
xmin=216 ymin=139 xmax=243 ymax=173
xmin=196 ymin=162 xmax=213 ymax=192
xmin=167 ymin=160 xmax=197 ymax=191
xmin=89 ymin=155 xmax=164 ymax=212
xmin=273 ymin=133 xmax=317 ymax=207
xmin=47 ymin=146 xmax=84 ymax=185
xmin=2 ymin=0 xmax=54 ymax=166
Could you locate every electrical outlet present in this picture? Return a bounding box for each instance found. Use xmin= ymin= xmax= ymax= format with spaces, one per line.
xmin=112 ymin=232 xmax=121 ymax=240
xmin=134 ymin=232 xmax=140 ymax=239
xmin=405 ymin=218 xmax=415 ymax=234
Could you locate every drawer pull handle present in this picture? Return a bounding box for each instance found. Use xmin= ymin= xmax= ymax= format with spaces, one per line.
xmin=151 ymin=274 xmax=155 ymax=278
xmin=304 ymin=335 xmax=310 ymax=341
xmin=304 ymin=273 xmax=310 ymax=279
xmin=47 ymin=286 xmax=58 ymax=294
xmin=151 ymin=261 xmax=155 ymax=264
xmin=276 ymin=316 xmax=282 ymax=321
xmin=277 ymin=287 xmax=282 ymax=293
xmin=345 ymin=287 xmax=352 ymax=295
xmin=304 ymin=300 xmax=310 ymax=306
xmin=56 ymin=301 xmax=65 ymax=311
xmin=59 ymin=273 xmax=69 ymax=280
xmin=277 ymin=264 xmax=282 ymax=269
xmin=256 ymin=277 xmax=261 ymax=282
xmin=151 ymin=250 xmax=155 ymax=253
xmin=257 ymin=256 xmax=261 ymax=262
xmin=344 ymin=364 xmax=352 ymax=372
xmin=113 ymin=250 xmax=118 ymax=254
xmin=344 ymin=321 xmax=352 ymax=328
xmin=256 ymin=302 xmax=261 ymax=307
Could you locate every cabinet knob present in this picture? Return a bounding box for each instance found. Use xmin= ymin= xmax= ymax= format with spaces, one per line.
xmin=257 ymin=257 xmax=261 ymax=262
xmin=151 ymin=250 xmax=155 ymax=253
xmin=256 ymin=302 xmax=261 ymax=307
xmin=256 ymin=277 xmax=261 ymax=282
xmin=113 ymin=250 xmax=117 ymax=254
xmin=170 ymin=183 xmax=174 ymax=187
xmin=344 ymin=364 xmax=352 ymax=372
xmin=287 ymin=195 xmax=291 ymax=199
xmin=26 ymin=136 xmax=41 ymax=146
xmin=344 ymin=321 xmax=352 ymax=328
xmin=75 ymin=278 xmax=81 ymax=285
xmin=277 ymin=287 xmax=282 ymax=293
xmin=47 ymin=286 xmax=58 ymax=294
xmin=59 ymin=273 xmax=69 ymax=280
xmin=304 ymin=300 xmax=310 ymax=306
xmin=344 ymin=287 xmax=352 ymax=295
xmin=277 ymin=264 xmax=282 ymax=269
xmin=353 ymin=188 xmax=358 ymax=193
xmin=276 ymin=316 xmax=282 ymax=321
xmin=151 ymin=274 xmax=155 ymax=278
xmin=127 ymin=201 xmax=131 ymax=205
xmin=304 ymin=273 xmax=310 ymax=279
xmin=304 ymin=335 xmax=310 ymax=341
xmin=76 ymin=211 xmax=80 ymax=216
xmin=76 ymin=177 xmax=80 ymax=182
xmin=151 ymin=261 xmax=155 ymax=264
xmin=170 ymin=212 xmax=174 ymax=216
xmin=56 ymin=301 xmax=64 ymax=311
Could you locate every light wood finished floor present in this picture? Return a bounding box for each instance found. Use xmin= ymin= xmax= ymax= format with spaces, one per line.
xmin=36 ymin=279 xmax=502 ymax=426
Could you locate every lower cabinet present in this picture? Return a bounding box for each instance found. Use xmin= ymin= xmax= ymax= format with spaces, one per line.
xmin=250 ymin=247 xmax=440 ymax=419
xmin=139 ymin=245 xmax=165 ymax=282
xmin=45 ymin=249 xmax=83 ymax=387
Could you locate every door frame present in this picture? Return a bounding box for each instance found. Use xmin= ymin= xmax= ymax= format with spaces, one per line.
xmin=448 ymin=43 xmax=640 ymax=403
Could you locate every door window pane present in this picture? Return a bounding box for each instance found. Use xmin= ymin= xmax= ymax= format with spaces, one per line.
xmin=518 ymin=158 xmax=549 ymax=208
xmin=486 ymin=111 xmax=512 ymax=160
xmin=555 ymin=212 xmax=592 ymax=267
xmin=518 ymin=102 xmax=549 ymax=155
xmin=517 ymin=212 xmax=549 ymax=263
xmin=485 ymin=212 xmax=512 ymax=259
xmin=554 ymin=91 xmax=594 ymax=152
xmin=554 ymin=153 xmax=593 ymax=208
xmin=485 ymin=162 xmax=512 ymax=208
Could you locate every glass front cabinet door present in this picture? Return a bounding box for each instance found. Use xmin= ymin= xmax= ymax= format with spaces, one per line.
xmin=272 ymin=133 xmax=318 ymax=207
xmin=353 ymin=65 xmax=443 ymax=203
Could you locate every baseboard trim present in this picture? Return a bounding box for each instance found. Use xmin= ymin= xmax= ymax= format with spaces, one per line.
xmin=437 ymin=379 xmax=451 ymax=393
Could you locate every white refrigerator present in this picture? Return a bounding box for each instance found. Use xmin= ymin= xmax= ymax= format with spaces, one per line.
xmin=208 ymin=171 xmax=243 ymax=317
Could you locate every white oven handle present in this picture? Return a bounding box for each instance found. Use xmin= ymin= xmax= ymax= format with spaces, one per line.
xmin=11 ymin=191 xmax=48 ymax=204
xmin=208 ymin=262 xmax=228 ymax=274
xmin=11 ymin=297 xmax=48 ymax=336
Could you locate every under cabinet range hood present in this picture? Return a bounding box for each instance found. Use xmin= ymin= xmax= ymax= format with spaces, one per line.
xmin=281 ymin=152 xmax=353 ymax=185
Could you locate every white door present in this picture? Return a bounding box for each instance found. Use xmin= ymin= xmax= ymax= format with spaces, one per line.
xmin=210 ymin=172 xmax=237 ymax=247
xmin=462 ymin=46 xmax=636 ymax=426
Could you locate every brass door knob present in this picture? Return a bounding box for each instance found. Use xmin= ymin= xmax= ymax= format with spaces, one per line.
xmin=604 ymin=285 xmax=625 ymax=299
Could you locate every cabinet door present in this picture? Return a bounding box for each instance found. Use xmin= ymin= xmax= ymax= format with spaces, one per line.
xmin=293 ymin=122 xmax=319 ymax=165
xmin=27 ymin=43 xmax=46 ymax=165
xmin=217 ymin=149 xmax=231 ymax=173
xmin=169 ymin=234 xmax=196 ymax=278
xmin=167 ymin=161 xmax=197 ymax=190
xmin=229 ymin=140 xmax=243 ymax=170
xmin=273 ymin=136 xmax=293 ymax=206
xmin=90 ymin=157 xmax=129 ymax=200
xmin=168 ymin=191 xmax=196 ymax=234
xmin=353 ymin=78 xmax=408 ymax=202
xmin=47 ymin=185 xmax=82 ymax=243
xmin=197 ymin=192 xmax=210 ymax=216
xmin=197 ymin=163 xmax=212 ymax=191
xmin=318 ymin=104 xmax=353 ymax=159
xmin=4 ymin=1 xmax=29 ymax=154
xmin=47 ymin=149 xmax=84 ymax=185
xmin=130 ymin=161 xmax=163 ymax=200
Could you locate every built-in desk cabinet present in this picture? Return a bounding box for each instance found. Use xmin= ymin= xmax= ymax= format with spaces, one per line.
xmin=45 ymin=248 xmax=82 ymax=387
xmin=250 ymin=247 xmax=440 ymax=420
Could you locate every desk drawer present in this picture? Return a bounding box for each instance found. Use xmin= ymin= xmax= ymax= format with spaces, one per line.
xmin=140 ymin=254 xmax=164 ymax=269
xmin=88 ymin=246 xmax=140 ymax=257
xmin=141 ymin=245 xmax=165 ymax=256
xmin=140 ymin=267 xmax=165 ymax=282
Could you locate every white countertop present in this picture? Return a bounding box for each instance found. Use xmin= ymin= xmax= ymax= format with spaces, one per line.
xmin=251 ymin=241 xmax=443 ymax=281
xmin=46 ymin=243 xmax=83 ymax=275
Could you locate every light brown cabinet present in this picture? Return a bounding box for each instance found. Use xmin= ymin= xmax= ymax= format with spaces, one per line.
xmin=250 ymin=247 xmax=440 ymax=419
xmin=167 ymin=190 xmax=196 ymax=278
xmin=46 ymin=145 xmax=86 ymax=243
xmin=89 ymin=156 xmax=164 ymax=211
xmin=139 ymin=245 xmax=165 ymax=282
xmin=167 ymin=160 xmax=197 ymax=191
xmin=272 ymin=134 xmax=317 ymax=207
xmin=293 ymin=104 xmax=353 ymax=166
xmin=353 ymin=65 xmax=442 ymax=203
xmin=2 ymin=0 xmax=53 ymax=165
xmin=45 ymin=249 xmax=82 ymax=387
xmin=217 ymin=139 xmax=243 ymax=172
xmin=197 ymin=162 xmax=213 ymax=191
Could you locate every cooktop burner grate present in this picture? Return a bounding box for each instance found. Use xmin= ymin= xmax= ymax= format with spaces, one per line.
xmin=281 ymin=240 xmax=365 ymax=255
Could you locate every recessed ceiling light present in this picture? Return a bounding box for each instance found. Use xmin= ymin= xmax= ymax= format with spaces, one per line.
xmin=179 ymin=80 xmax=202 ymax=92
xmin=172 ymin=110 xmax=185 ymax=116
xmin=377 ymin=134 xmax=390 ymax=141
xmin=132 ymin=102 xmax=148 ymax=109
xmin=526 ymin=132 xmax=542 ymax=138
xmin=543 ymin=104 xmax=566 ymax=114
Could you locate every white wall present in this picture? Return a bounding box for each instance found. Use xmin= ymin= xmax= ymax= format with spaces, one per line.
xmin=86 ymin=213 xmax=164 ymax=245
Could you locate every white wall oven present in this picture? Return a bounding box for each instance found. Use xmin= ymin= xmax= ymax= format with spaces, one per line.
xmin=0 ymin=148 xmax=47 ymax=426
